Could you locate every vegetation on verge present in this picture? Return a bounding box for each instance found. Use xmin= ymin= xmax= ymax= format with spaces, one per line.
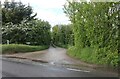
xmin=64 ymin=1 xmax=119 ymax=67
xmin=1 ymin=1 xmax=51 ymax=54
xmin=2 ymin=1 xmax=51 ymax=46
xmin=1 ymin=44 xmax=49 ymax=54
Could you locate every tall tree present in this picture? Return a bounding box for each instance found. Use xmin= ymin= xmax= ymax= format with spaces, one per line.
xmin=2 ymin=1 xmax=37 ymax=24
xmin=52 ymin=24 xmax=74 ymax=47
xmin=2 ymin=19 xmax=51 ymax=45
xmin=64 ymin=1 xmax=119 ymax=66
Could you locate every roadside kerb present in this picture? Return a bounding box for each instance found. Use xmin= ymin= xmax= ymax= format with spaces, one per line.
xmin=2 ymin=55 xmax=48 ymax=63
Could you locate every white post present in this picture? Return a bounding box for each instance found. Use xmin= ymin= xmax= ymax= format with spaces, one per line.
xmin=7 ymin=40 xmax=9 ymax=44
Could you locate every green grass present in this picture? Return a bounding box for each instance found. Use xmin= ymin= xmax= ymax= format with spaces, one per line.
xmin=55 ymin=43 xmax=71 ymax=49
xmin=67 ymin=46 xmax=119 ymax=67
xmin=1 ymin=44 xmax=49 ymax=54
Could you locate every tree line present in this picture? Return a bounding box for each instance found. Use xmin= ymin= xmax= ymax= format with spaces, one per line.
xmin=2 ymin=1 xmax=51 ymax=46
xmin=52 ymin=24 xmax=74 ymax=48
xmin=63 ymin=1 xmax=119 ymax=67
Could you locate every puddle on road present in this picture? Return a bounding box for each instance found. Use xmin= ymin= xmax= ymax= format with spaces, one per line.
xmin=49 ymin=62 xmax=55 ymax=65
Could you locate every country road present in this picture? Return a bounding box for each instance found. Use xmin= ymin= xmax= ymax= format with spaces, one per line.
xmin=1 ymin=47 xmax=119 ymax=77
xmin=2 ymin=47 xmax=111 ymax=67
xmin=1 ymin=57 xmax=118 ymax=77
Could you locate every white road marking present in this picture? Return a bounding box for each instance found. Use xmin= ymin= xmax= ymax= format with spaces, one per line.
xmin=67 ymin=68 xmax=90 ymax=72
xmin=32 ymin=62 xmax=48 ymax=67
xmin=50 ymin=62 xmax=55 ymax=65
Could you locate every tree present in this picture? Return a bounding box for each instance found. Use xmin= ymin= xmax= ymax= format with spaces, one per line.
xmin=52 ymin=24 xmax=74 ymax=47
xmin=2 ymin=1 xmax=37 ymax=24
xmin=64 ymin=1 xmax=119 ymax=66
xmin=2 ymin=1 xmax=51 ymax=46
xmin=27 ymin=20 xmax=51 ymax=45
xmin=52 ymin=25 xmax=59 ymax=45
xmin=2 ymin=20 xmax=51 ymax=45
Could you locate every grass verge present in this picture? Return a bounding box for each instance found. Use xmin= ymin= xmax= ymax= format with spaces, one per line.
xmin=67 ymin=46 xmax=118 ymax=67
xmin=55 ymin=44 xmax=72 ymax=49
xmin=1 ymin=44 xmax=49 ymax=54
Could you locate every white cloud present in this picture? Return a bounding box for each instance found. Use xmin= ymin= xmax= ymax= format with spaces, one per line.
xmin=20 ymin=0 xmax=71 ymax=26
xmin=35 ymin=8 xmax=70 ymax=26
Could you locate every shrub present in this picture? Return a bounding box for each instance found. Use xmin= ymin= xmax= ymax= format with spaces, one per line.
xmin=1 ymin=44 xmax=49 ymax=54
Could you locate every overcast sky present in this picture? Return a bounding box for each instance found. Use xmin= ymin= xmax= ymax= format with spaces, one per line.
xmin=2 ymin=0 xmax=71 ymax=26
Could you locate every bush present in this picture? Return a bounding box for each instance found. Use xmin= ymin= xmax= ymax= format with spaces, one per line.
xmin=67 ymin=46 xmax=119 ymax=67
xmin=1 ymin=44 xmax=49 ymax=54
xmin=67 ymin=46 xmax=78 ymax=57
xmin=2 ymin=20 xmax=51 ymax=45
xmin=64 ymin=1 xmax=119 ymax=67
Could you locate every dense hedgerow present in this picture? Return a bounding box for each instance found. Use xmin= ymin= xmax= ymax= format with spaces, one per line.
xmin=52 ymin=24 xmax=74 ymax=48
xmin=64 ymin=1 xmax=119 ymax=67
xmin=1 ymin=44 xmax=49 ymax=54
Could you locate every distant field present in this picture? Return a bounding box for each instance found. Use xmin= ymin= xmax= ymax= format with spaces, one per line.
xmin=1 ymin=44 xmax=49 ymax=54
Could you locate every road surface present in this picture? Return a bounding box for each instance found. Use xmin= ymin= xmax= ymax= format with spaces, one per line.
xmin=1 ymin=58 xmax=118 ymax=77
xmin=3 ymin=47 xmax=109 ymax=68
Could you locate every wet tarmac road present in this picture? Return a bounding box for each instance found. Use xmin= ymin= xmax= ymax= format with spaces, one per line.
xmin=1 ymin=58 xmax=118 ymax=77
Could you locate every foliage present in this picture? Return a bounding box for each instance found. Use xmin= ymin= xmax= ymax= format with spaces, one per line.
xmin=1 ymin=44 xmax=49 ymax=54
xmin=64 ymin=1 xmax=119 ymax=67
xmin=2 ymin=1 xmax=51 ymax=46
xmin=2 ymin=1 xmax=37 ymax=24
xmin=2 ymin=20 xmax=51 ymax=45
xmin=52 ymin=24 xmax=74 ymax=48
